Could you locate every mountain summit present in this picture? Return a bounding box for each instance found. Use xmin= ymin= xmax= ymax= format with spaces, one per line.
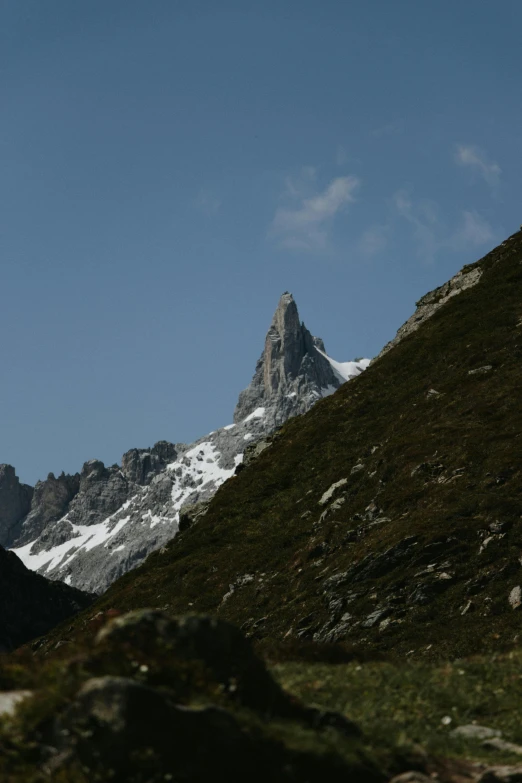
xmin=235 ymin=292 xmax=367 ymax=426
xmin=6 ymin=294 xmax=367 ymax=594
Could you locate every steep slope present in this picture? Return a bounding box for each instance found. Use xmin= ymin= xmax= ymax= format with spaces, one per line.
xmin=0 ymin=546 xmax=93 ymax=651
xmin=8 ymin=293 xmax=367 ymax=594
xmin=81 ymin=229 xmax=522 ymax=661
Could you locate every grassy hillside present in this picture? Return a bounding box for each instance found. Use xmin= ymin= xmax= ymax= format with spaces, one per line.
xmin=37 ymin=229 xmax=522 ymax=663
xmin=74 ymin=228 xmax=522 ymax=661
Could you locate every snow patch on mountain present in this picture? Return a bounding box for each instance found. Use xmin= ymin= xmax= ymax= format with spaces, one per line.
xmin=315 ymin=348 xmax=370 ymax=384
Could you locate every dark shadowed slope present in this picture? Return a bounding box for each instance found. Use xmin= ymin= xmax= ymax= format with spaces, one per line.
xmin=0 ymin=546 xmax=94 ymax=651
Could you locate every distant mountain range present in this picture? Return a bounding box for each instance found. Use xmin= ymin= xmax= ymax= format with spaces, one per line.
xmin=1 ymin=293 xmax=368 ymax=594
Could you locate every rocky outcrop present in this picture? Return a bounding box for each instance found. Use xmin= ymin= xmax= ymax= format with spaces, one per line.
xmin=0 ymin=545 xmax=94 ymax=651
xmin=66 ymin=459 xmax=131 ymax=527
xmin=14 ymin=471 xmax=80 ymax=547
xmin=121 ymin=440 xmax=179 ymax=485
xmin=234 ymin=292 xmax=346 ymax=427
xmin=375 ymin=263 xmax=483 ymax=360
xmin=0 ymin=464 xmax=33 ymax=546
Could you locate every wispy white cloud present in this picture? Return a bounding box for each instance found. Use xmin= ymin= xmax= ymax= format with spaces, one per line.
xmin=390 ymin=188 xmax=493 ymax=263
xmin=455 ymin=145 xmax=501 ymax=188
xmin=194 ymin=188 xmax=221 ymax=215
xmin=270 ymin=169 xmax=360 ymax=251
xmin=450 ymin=210 xmax=494 ymax=249
xmin=392 ymin=190 xmax=440 ymax=263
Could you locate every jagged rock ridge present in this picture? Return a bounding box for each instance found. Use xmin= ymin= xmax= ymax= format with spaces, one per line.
xmin=6 ymin=294 xmax=368 ymax=594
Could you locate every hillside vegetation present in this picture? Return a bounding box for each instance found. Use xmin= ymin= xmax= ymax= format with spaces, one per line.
xmin=62 ymin=228 xmax=522 ymax=662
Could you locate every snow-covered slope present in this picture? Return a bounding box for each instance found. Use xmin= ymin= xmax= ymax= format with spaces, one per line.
xmin=12 ymin=413 xmax=269 ymax=593
xmin=315 ymin=348 xmax=370 ymax=384
xmin=9 ymin=293 xmax=370 ymax=594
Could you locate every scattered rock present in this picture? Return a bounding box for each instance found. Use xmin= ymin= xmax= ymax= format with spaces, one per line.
xmin=221 ymin=574 xmax=255 ymax=604
xmin=451 ymin=724 xmax=502 ymax=741
xmin=318 ymin=478 xmax=348 ymax=506
xmin=468 ymin=365 xmax=493 ymax=375
xmin=389 ymin=773 xmax=433 ymax=783
xmin=0 ymin=690 xmax=33 ymax=717
xmin=509 ymin=586 xmax=521 ymax=609
xmin=478 ymin=766 xmax=522 ymax=783
xmin=361 ymin=607 xmax=392 ymax=629
xmin=483 ymin=738 xmax=522 ymax=756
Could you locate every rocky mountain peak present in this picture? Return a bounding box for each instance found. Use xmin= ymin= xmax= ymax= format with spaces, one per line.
xmin=234 ymin=293 xmax=343 ymax=425
xmin=263 ymin=292 xmax=309 ymax=392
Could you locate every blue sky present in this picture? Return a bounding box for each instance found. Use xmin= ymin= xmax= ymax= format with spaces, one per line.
xmin=2 ymin=0 xmax=521 ymax=485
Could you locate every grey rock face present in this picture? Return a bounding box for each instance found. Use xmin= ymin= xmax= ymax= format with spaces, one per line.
xmin=14 ymin=471 xmax=80 ymax=546
xmin=0 ymin=464 xmax=33 ymax=546
xmin=234 ymin=292 xmax=342 ymax=427
xmin=67 ymin=459 xmax=131 ymax=527
xmin=10 ymin=293 xmax=368 ymax=594
xmin=121 ymin=441 xmax=179 ymax=485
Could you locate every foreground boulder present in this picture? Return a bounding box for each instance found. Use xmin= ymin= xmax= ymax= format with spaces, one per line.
xmin=0 ymin=610 xmax=383 ymax=783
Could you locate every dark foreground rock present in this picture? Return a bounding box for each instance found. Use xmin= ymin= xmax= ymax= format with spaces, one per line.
xmin=0 ymin=610 xmax=383 ymax=783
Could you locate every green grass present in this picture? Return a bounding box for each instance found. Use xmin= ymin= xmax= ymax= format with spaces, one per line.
xmin=274 ymin=650 xmax=522 ymax=765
